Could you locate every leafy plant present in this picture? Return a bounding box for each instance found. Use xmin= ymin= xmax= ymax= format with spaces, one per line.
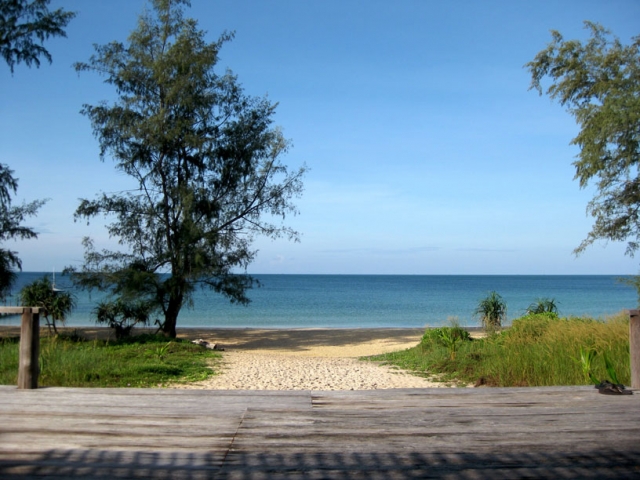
xmin=421 ymin=319 xmax=471 ymax=361
xmin=526 ymin=298 xmax=559 ymax=316
xmin=147 ymin=342 xmax=172 ymax=362
xmin=19 ymin=275 xmax=76 ymax=334
xmin=93 ymin=299 xmax=157 ymax=339
xmin=577 ymin=347 xmax=599 ymax=384
xmin=438 ymin=328 xmax=461 ymax=360
xmin=474 ymin=291 xmax=507 ymax=331
xmin=602 ymin=351 xmax=621 ymax=385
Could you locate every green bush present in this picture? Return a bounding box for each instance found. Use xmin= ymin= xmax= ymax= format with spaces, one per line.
xmin=422 ymin=326 xmax=471 ymax=346
xmin=368 ymin=313 xmax=630 ymax=387
xmin=474 ymin=291 xmax=507 ymax=330
xmin=525 ymin=298 xmax=559 ymax=316
xmin=421 ymin=326 xmax=472 ymax=361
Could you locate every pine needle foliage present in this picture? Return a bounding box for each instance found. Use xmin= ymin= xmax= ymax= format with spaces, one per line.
xmin=69 ymin=0 xmax=306 ymax=338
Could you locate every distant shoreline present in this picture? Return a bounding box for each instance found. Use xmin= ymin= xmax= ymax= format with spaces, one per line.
xmin=0 ymin=325 xmax=485 ymax=337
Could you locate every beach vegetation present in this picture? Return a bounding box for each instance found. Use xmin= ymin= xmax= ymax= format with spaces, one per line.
xmin=422 ymin=318 xmax=471 ymax=360
xmin=474 ymin=291 xmax=507 ymax=331
xmin=1 ymin=0 xmax=74 ymax=298
xmin=527 ymin=23 xmax=640 ymax=300
xmin=67 ymin=0 xmax=306 ymax=338
xmin=0 ymin=332 xmax=219 ymax=387
xmin=525 ymin=298 xmax=559 ymax=317
xmin=577 ymin=346 xmax=599 ymax=384
xmin=368 ymin=313 xmax=630 ymax=387
xmin=19 ymin=275 xmax=76 ymax=334
xmin=0 ymin=164 xmax=47 ymax=300
xmin=93 ymin=298 xmax=158 ymax=340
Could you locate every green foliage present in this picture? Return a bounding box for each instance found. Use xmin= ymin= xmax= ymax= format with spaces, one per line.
xmin=421 ymin=326 xmax=471 ymax=346
xmin=525 ymin=298 xmax=559 ymax=316
xmin=93 ymin=298 xmax=158 ymax=339
xmin=421 ymin=321 xmax=472 ymax=363
xmin=0 ymin=333 xmax=220 ymax=387
xmin=527 ymin=23 xmax=640 ymax=279
xmin=146 ymin=342 xmax=172 ymax=362
xmin=0 ymin=164 xmax=47 ymax=299
xmin=602 ymin=351 xmax=621 ymax=385
xmin=369 ymin=313 xmax=630 ymax=387
xmin=474 ymin=291 xmax=507 ymax=330
xmin=1 ymin=0 xmax=69 ymax=298
xmin=69 ymin=0 xmax=305 ymax=338
xmin=0 ymin=0 xmax=76 ymax=72
xmin=19 ymin=275 xmax=76 ymax=334
xmin=577 ymin=347 xmax=599 ymax=384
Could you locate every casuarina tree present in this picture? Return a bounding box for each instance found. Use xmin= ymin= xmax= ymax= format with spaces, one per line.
xmin=527 ymin=23 xmax=640 ymax=261
xmin=0 ymin=165 xmax=46 ymax=299
xmin=70 ymin=0 xmax=306 ymax=338
xmin=0 ymin=0 xmax=76 ymax=73
xmin=0 ymin=0 xmax=73 ymax=296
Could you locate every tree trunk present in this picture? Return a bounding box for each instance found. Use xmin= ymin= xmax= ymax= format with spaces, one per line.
xmin=162 ymin=293 xmax=183 ymax=338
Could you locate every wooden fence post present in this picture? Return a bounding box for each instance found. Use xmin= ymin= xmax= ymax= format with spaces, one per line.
xmin=18 ymin=307 xmax=40 ymax=389
xmin=630 ymin=309 xmax=640 ymax=389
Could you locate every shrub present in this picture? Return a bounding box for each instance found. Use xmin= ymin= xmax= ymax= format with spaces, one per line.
xmin=474 ymin=291 xmax=507 ymax=330
xmin=525 ymin=298 xmax=559 ymax=317
xmin=371 ymin=312 xmax=630 ymax=387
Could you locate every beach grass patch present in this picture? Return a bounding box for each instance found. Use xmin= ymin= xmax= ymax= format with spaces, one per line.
xmin=366 ymin=313 xmax=631 ymax=387
xmin=0 ymin=333 xmax=221 ymax=387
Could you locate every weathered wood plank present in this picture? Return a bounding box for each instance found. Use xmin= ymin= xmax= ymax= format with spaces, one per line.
xmin=220 ymin=387 xmax=640 ymax=478
xmin=1 ymin=386 xmax=639 ymax=479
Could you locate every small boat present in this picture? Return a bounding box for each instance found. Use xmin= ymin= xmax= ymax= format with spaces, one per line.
xmin=52 ymin=269 xmax=64 ymax=292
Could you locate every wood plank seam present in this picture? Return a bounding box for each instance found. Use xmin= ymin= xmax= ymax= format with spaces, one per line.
xmin=219 ymin=407 xmax=248 ymax=470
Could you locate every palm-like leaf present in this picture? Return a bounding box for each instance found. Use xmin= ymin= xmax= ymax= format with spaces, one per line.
xmin=474 ymin=291 xmax=507 ymax=330
xmin=19 ymin=276 xmax=76 ymax=334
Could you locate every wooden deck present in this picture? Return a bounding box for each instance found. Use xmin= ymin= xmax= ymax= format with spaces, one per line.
xmin=1 ymin=385 xmax=639 ymax=479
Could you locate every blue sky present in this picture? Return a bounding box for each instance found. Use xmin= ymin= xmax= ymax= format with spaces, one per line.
xmin=1 ymin=0 xmax=639 ymax=274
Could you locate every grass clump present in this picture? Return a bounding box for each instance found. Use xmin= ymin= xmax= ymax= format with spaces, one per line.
xmin=0 ymin=333 xmax=220 ymax=387
xmin=475 ymin=291 xmax=507 ymax=331
xmin=367 ymin=312 xmax=630 ymax=387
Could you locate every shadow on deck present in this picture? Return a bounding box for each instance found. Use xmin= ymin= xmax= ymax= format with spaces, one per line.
xmin=1 ymin=386 xmax=639 ymax=478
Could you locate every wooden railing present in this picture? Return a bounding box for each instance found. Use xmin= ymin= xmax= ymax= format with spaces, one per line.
xmin=629 ymin=310 xmax=640 ymax=389
xmin=0 ymin=307 xmax=41 ymax=389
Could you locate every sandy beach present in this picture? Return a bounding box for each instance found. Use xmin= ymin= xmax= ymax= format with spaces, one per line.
xmin=173 ymin=327 xmax=454 ymax=390
xmin=0 ymin=326 xmax=465 ymax=390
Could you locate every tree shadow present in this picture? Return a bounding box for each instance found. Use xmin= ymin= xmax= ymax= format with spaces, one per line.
xmin=2 ymin=447 xmax=639 ymax=479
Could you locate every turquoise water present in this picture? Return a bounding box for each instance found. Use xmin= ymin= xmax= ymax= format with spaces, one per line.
xmin=2 ymin=273 xmax=637 ymax=328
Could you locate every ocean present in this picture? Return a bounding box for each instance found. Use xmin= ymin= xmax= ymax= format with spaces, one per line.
xmin=1 ymin=273 xmax=637 ymax=329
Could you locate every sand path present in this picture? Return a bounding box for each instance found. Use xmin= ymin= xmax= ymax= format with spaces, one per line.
xmin=172 ymin=328 xmax=453 ymax=390
xmin=0 ymin=326 xmax=468 ymax=390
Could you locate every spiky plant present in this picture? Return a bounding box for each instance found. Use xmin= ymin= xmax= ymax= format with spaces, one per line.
xmin=474 ymin=291 xmax=507 ymax=331
xmin=526 ymin=298 xmax=559 ymax=316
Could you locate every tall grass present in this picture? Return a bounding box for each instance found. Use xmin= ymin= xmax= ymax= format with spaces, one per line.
xmin=368 ymin=313 xmax=630 ymax=387
xmin=0 ymin=333 xmax=221 ymax=387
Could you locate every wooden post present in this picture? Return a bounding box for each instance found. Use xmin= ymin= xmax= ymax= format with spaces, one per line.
xmin=630 ymin=309 xmax=640 ymax=389
xmin=18 ymin=307 xmax=40 ymax=389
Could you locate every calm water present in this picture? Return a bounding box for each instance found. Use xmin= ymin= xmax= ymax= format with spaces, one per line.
xmin=1 ymin=273 xmax=637 ymax=328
